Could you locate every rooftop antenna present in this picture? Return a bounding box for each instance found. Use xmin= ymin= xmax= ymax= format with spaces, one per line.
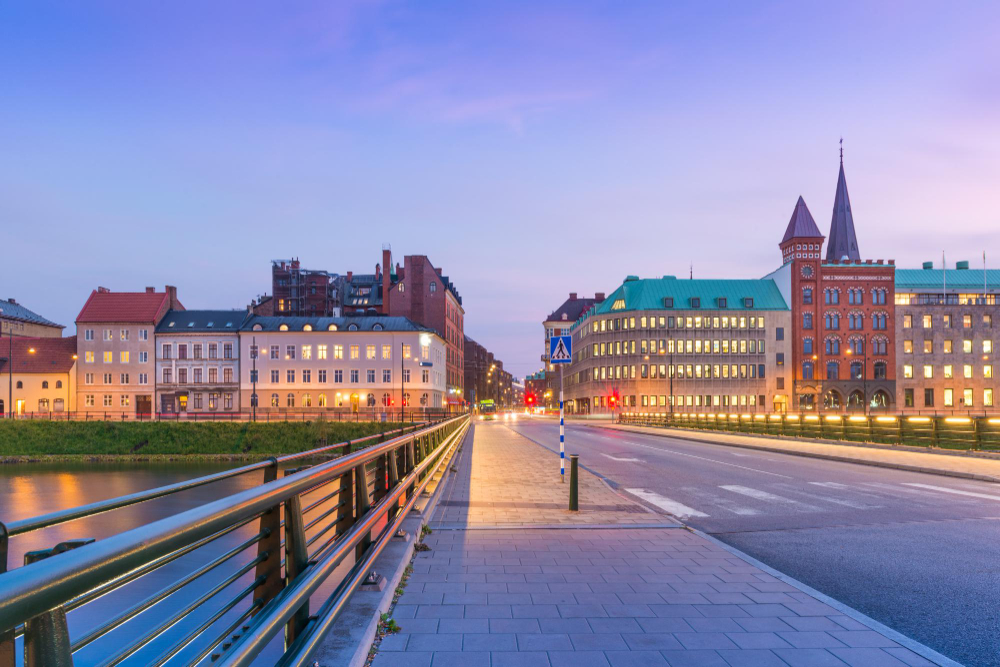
xmin=839 ymin=137 xmax=844 ymax=165
xmin=689 ymin=263 xmax=693 ymax=280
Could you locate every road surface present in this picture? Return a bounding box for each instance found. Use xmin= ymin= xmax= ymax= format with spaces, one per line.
xmin=504 ymin=417 xmax=1000 ymax=666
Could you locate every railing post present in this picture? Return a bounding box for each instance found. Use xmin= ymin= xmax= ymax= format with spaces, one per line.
xmin=0 ymin=522 xmax=11 ymax=667
xmin=253 ymin=458 xmax=283 ymax=614
xmin=23 ymin=539 xmax=95 ymax=667
xmin=282 ymin=468 xmax=310 ymax=645
xmin=335 ymin=469 xmax=356 ymax=538
xmin=354 ymin=463 xmax=372 ymax=560
xmin=374 ymin=453 xmax=388 ymax=504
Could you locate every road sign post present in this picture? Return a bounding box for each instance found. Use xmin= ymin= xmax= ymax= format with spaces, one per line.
xmin=549 ymin=336 xmax=573 ymax=482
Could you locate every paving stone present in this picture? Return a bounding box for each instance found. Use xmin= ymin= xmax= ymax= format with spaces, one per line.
xmin=772 ymin=648 xmax=848 ymax=666
xmin=659 ymin=650 xmax=728 ymax=666
xmin=404 ymin=633 xmax=463 ymax=651
xmin=548 ymin=650 xmax=611 ymax=667
xmin=569 ymin=633 xmax=629 ymax=650
xmin=491 ymin=651 xmax=553 ymax=667
xmin=606 ymin=650 xmax=669 ymax=666
xmin=777 ymin=631 xmax=847 ymax=649
xmin=371 ymin=651 xmax=432 ymax=666
xmin=716 ymin=649 xmax=787 ymax=666
xmin=430 ymin=650 xmax=490 ymax=666
xmin=462 ymin=633 xmax=518 ymax=651
xmin=829 ymin=647 xmax=910 ymax=666
xmin=437 ymin=618 xmax=490 ymax=633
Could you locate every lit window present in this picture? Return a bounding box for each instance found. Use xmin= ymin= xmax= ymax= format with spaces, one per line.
xmin=350 ymin=345 xmax=359 ymax=360
xmin=964 ymin=364 xmax=973 ymax=379
xmin=984 ymin=341 xmax=993 ymax=354
xmin=103 ymin=351 xmax=113 ymax=363
xmin=302 ymin=345 xmax=312 ymax=360
xmin=382 ymin=345 xmax=392 ymax=360
xmin=366 ymin=345 xmax=376 ymax=360
xmin=903 ymin=364 xmax=913 ymax=379
xmin=944 ymin=388 xmax=954 ymax=407
xmin=903 ymin=340 xmax=913 ymax=354
xmin=334 ymin=345 xmax=344 ymax=359
xmin=944 ymin=365 xmax=953 ymax=379
xmin=923 ymin=365 xmax=933 ymax=379
xmin=963 ymin=340 xmax=973 ymax=354
xmin=120 ymin=351 xmax=129 ymax=363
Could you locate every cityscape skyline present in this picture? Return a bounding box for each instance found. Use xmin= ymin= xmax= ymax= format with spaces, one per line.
xmin=4 ymin=2 xmax=1000 ymax=379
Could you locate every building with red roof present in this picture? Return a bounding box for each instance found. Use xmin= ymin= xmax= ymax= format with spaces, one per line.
xmin=75 ymin=286 xmax=183 ymax=416
xmin=0 ymin=336 xmax=78 ymax=416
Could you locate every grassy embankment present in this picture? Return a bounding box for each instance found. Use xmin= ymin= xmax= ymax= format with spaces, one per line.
xmin=0 ymin=420 xmax=407 ymax=461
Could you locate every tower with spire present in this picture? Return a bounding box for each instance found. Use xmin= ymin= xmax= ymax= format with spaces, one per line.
xmin=779 ymin=196 xmax=824 ymax=265
xmin=825 ymin=142 xmax=861 ymax=262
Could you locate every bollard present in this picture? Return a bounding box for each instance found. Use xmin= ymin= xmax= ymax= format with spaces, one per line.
xmin=568 ymin=455 xmax=579 ymax=511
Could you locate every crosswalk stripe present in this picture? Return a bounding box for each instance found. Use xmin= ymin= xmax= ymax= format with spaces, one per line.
xmin=902 ymin=483 xmax=1000 ymax=502
xmin=600 ymin=453 xmax=642 ymax=462
xmin=719 ymin=485 xmax=821 ymax=510
xmin=680 ymin=487 xmax=761 ymax=516
xmin=626 ymin=488 xmax=709 ymax=518
xmin=809 ymin=482 xmax=850 ymax=489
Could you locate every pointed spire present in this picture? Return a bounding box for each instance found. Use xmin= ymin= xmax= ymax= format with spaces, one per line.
xmin=825 ymin=144 xmax=861 ymax=262
xmin=781 ymin=196 xmax=823 ymax=243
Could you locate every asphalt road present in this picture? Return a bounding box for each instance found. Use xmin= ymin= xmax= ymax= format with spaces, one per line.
xmin=503 ymin=417 xmax=1000 ymax=666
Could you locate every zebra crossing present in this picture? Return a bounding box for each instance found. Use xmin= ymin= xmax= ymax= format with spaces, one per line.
xmin=625 ymin=478 xmax=1000 ymax=520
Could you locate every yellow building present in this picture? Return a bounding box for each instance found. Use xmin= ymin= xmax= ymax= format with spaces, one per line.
xmin=0 ymin=336 xmax=77 ymax=417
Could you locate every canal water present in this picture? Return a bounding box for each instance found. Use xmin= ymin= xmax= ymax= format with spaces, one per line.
xmin=0 ymin=461 xmax=365 ymax=665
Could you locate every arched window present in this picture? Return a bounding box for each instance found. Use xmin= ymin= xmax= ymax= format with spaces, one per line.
xmin=42 ymin=381 xmax=49 ymax=389
xmin=303 ymin=324 xmax=313 ymax=332
xmin=16 ymin=381 xmax=22 ymax=389
xmin=420 ymin=393 xmax=429 ymax=406
xmin=803 ymin=338 xmax=813 ymax=355
xmin=381 ymin=392 xmax=391 ymax=407
xmin=328 ymin=324 xmax=338 ymax=331
xmin=874 ymin=361 xmax=887 ymax=379
xmin=850 ymin=361 xmax=863 ymax=379
xmin=848 ymin=390 xmax=865 ymax=408
xmin=403 ymin=392 xmax=410 ymax=407
xmin=849 ymin=338 xmax=864 ymax=355
xmin=872 ymin=390 xmax=890 ymax=408
xmin=279 ymin=324 xmax=289 ymax=331
xmin=318 ymin=393 xmax=327 ymax=407
xmin=825 ymin=313 xmax=840 ymax=329
xmin=372 ymin=323 xmax=384 ymax=331
xmin=302 ymin=394 xmax=312 ymax=407
xmin=824 ymin=390 xmax=842 ymax=409
xmin=802 ymin=362 xmax=814 ymax=380
xmin=826 ymin=361 xmax=839 ymax=380
xmin=287 ymin=393 xmax=295 ymax=408
xmin=56 ymin=380 xmax=62 ymax=388
xmin=825 ymin=338 xmax=840 ymax=355
xmin=271 ymin=393 xmax=279 ymax=407
xmin=366 ymin=393 xmax=375 ymax=407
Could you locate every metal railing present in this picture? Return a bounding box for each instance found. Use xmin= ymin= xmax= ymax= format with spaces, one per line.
xmin=3 ymin=409 xmax=459 ymax=422
xmin=0 ymin=415 xmax=469 ymax=666
xmin=617 ymin=412 xmax=1000 ymax=451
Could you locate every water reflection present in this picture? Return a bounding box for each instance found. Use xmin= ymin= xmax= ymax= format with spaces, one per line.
xmin=0 ymin=461 xmax=365 ymax=666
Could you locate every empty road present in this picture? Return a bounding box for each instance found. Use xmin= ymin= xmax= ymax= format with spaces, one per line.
xmin=504 ymin=417 xmax=1000 ymax=666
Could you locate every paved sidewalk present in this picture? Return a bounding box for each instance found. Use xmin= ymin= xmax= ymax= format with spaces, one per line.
xmin=373 ymin=423 xmax=949 ymax=666
xmin=599 ymin=422 xmax=1000 ymax=483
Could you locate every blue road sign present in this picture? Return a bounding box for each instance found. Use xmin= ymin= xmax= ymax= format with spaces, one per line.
xmin=550 ymin=335 xmax=573 ymax=364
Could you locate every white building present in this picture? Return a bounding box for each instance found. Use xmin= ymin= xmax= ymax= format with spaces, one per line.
xmin=239 ymin=316 xmax=447 ymax=414
xmin=155 ymin=310 xmax=246 ymax=414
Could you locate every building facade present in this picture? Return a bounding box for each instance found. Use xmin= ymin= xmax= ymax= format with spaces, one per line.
xmin=239 ymin=316 xmax=446 ymax=414
xmin=565 ymin=276 xmax=792 ymax=414
xmin=0 ymin=336 xmax=77 ymax=417
xmin=463 ymin=336 xmax=515 ymax=408
xmin=155 ymin=310 xmax=246 ymax=414
xmin=895 ymin=263 xmax=1000 ymax=414
xmin=271 ymin=259 xmax=342 ymax=317
xmin=0 ymin=298 xmax=65 ymax=338
xmin=75 ymin=286 xmax=182 ymax=416
xmin=768 ymin=156 xmax=896 ymax=413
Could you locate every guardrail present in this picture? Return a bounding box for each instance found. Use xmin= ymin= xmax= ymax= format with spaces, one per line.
xmin=617 ymin=412 xmax=1000 ymax=451
xmin=3 ymin=409 xmax=459 ymax=422
xmin=0 ymin=415 xmax=469 ymax=666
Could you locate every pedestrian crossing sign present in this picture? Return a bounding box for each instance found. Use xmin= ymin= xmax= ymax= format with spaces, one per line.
xmin=550 ymin=335 xmax=572 ymax=363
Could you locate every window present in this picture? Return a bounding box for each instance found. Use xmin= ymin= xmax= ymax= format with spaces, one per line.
xmin=803 ymin=313 xmax=813 ymax=330
xmin=103 ymin=395 xmax=113 ymax=407
xmin=85 ymin=329 xmax=94 ymax=341
xmin=903 ymin=364 xmax=913 ymax=379
xmin=85 ymin=395 xmax=95 ymax=407
xmin=366 ymin=345 xmax=376 ymax=360
xmin=85 ymin=373 xmax=94 ymax=385
xmin=350 ymin=370 xmax=359 ymax=383
xmin=382 ymin=344 xmax=392 ymax=360
xmin=271 ymin=370 xmax=279 ymax=383
xmin=826 ymin=362 xmax=839 ymax=380
xmin=904 ymin=340 xmax=913 ymax=354
xmin=270 ymin=345 xmax=279 ymax=359
xmin=286 ymin=345 xmax=296 ymax=360
xmin=162 ymin=344 xmax=172 ymax=359
xmin=903 ymin=315 xmax=912 ymax=328
xmin=209 ymin=343 xmax=218 ymax=359
xmin=209 ymin=368 xmax=218 ymax=383
xmin=923 ymin=340 xmax=933 ymax=354
xmin=271 ymin=394 xmax=279 ymax=408
xmin=163 ymin=368 xmax=172 ymax=383
xmin=302 ymin=394 xmax=312 ymax=408
xmin=177 ymin=368 xmax=188 ymax=384
xmin=802 ymin=362 xmax=814 ymax=380
xmin=139 ymin=329 xmax=148 ymax=341
xmin=923 ymin=314 xmax=932 ymax=329
xmin=85 ymin=351 xmax=94 ymax=363
xmin=287 ymin=370 xmax=295 ymax=383
xmin=120 ymin=351 xmax=130 ymax=363
xmin=421 ymin=369 xmax=429 ymax=383
xmin=964 ymin=314 xmax=973 ymax=328
xmin=350 ymin=345 xmax=359 ymax=360
xmin=984 ymin=340 xmax=994 ymax=354
xmin=103 ymin=373 xmax=112 ymax=384
xmin=224 ymin=368 xmax=233 ymax=383
xmin=964 ymin=364 xmax=973 ymax=379
xmin=138 ymin=373 xmax=148 ymax=385
xmin=334 ymin=370 xmax=343 ymax=383
xmin=429 ymin=281 xmax=437 ymax=293
xmin=104 ymin=329 xmax=113 ymax=341
xmin=224 ymin=393 xmax=233 ymax=410
xmin=103 ymin=351 xmax=113 ymax=363
xmin=944 ymin=364 xmax=953 ymax=379
xmin=802 ymin=289 xmax=812 ymax=305
xmin=287 ymin=393 xmax=295 ymax=408
xmin=986 ymin=389 xmax=994 ymax=407
xmin=825 ymin=313 xmax=839 ymax=329
xmin=120 ymin=373 xmax=130 ymax=385
xmin=825 ymin=338 xmax=840 ymax=355
xmin=904 ymin=388 xmax=914 ymax=407
xmin=985 ymin=365 xmax=993 ymax=379
xmin=367 ymin=369 xmax=376 ymax=383
xmin=825 ymin=289 xmax=839 ymax=305
xmin=223 ymin=343 xmax=233 ymax=360
xmin=803 ymin=338 xmax=813 ymax=355
xmin=924 ymin=388 xmax=934 ymax=407
xmin=318 ymin=345 xmax=327 ymax=360
xmin=302 ymin=345 xmax=312 ymax=360
xmin=985 ymin=315 xmax=993 ymax=328
xmin=139 ymin=351 xmax=148 ymax=363
xmin=944 ymin=340 xmax=953 ymax=354
xmin=402 ymin=344 xmax=412 ymax=359
xmin=963 ymin=339 xmax=973 ymax=354
xmin=302 ymin=369 xmax=311 ymax=383
xmin=923 ymin=365 xmax=933 ymax=379
xmin=403 ymin=368 xmax=411 ymax=382
xmin=944 ymin=388 xmax=954 ymax=407
xmin=120 ymin=395 xmax=130 ymax=408
xmin=178 ymin=344 xmax=188 ymax=360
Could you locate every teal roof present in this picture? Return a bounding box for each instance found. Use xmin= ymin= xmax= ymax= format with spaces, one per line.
xmin=591 ymin=277 xmax=789 ymax=316
xmin=896 ymin=268 xmax=1000 ymax=292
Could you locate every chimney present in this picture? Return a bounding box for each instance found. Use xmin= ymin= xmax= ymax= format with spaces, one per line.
xmin=382 ymin=247 xmax=392 ymax=313
xmin=595 ymin=292 xmax=606 ymax=302
xmin=146 ymin=287 xmax=156 ymax=293
xmin=165 ymin=285 xmax=180 ymax=309
xmin=569 ymin=293 xmax=578 ymax=300
xmin=346 ymin=271 xmax=353 ymax=282
xmin=98 ymin=286 xmax=109 ymax=293
xmin=6 ymin=298 xmax=15 ymax=305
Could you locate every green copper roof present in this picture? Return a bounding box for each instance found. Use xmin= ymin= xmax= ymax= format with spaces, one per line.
xmin=592 ymin=276 xmax=789 ymax=315
xmin=896 ymin=267 xmax=1000 ymax=291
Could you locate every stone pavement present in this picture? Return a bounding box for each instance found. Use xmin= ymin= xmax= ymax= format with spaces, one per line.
xmin=599 ymin=422 xmax=1000 ymax=483
xmin=372 ymin=422 xmax=948 ymax=666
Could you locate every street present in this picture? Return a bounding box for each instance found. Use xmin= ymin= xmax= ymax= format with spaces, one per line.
xmin=506 ymin=417 xmax=1000 ymax=666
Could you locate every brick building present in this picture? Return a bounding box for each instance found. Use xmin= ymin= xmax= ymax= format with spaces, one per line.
xmin=767 ymin=155 xmax=896 ymax=412
xmin=76 ymin=286 xmax=183 ymax=416
xmin=271 ymin=259 xmax=342 ymax=316
xmin=464 ymin=335 xmax=514 ymax=408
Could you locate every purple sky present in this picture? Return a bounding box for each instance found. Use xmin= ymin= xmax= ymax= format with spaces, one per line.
xmin=3 ymin=2 xmax=1000 ymax=378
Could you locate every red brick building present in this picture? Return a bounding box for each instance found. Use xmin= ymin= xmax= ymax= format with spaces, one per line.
xmin=270 ymin=259 xmax=342 ymax=316
xmin=768 ymin=155 xmax=896 ymax=412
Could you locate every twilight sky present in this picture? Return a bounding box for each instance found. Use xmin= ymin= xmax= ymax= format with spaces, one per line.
xmin=3 ymin=1 xmax=1000 ymax=379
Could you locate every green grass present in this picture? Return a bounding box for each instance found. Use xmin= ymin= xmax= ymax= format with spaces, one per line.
xmin=0 ymin=420 xmax=408 ymax=457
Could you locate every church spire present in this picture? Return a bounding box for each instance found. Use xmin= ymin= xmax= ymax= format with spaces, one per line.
xmin=825 ymin=142 xmax=861 ymax=262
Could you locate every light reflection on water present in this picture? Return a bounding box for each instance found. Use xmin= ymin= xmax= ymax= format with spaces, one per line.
xmin=0 ymin=461 xmax=372 ymax=666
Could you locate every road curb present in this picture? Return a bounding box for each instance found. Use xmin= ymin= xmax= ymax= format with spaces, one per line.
xmin=688 ymin=526 xmax=962 ymax=667
xmin=588 ymin=423 xmax=1000 ymax=483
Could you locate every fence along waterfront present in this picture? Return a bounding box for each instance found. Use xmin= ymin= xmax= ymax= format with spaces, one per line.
xmin=0 ymin=415 xmax=468 ymax=666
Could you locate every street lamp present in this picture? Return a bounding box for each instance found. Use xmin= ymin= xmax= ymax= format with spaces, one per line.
xmin=0 ymin=307 xmax=9 ymax=419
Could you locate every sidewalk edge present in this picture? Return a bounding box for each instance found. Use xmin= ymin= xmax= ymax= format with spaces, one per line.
xmin=689 ymin=526 xmax=962 ymax=667
xmin=589 ymin=423 xmax=1000 ymax=483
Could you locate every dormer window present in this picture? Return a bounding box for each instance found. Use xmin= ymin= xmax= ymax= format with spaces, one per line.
xmin=610 ymin=299 xmax=626 ymax=311
xmin=717 ymin=297 xmax=727 ymax=308
xmin=328 ymin=324 xmax=338 ymax=331
xmin=303 ymin=324 xmax=313 ymax=332
xmin=279 ymin=324 xmax=289 ymax=331
xmin=743 ymin=297 xmax=754 ymax=308
xmin=252 ymin=324 xmax=263 ymax=331
xmin=690 ymin=297 xmax=700 ymax=308
xmin=348 ymin=323 xmax=359 ymax=331
xmin=373 ymin=323 xmax=384 ymax=331
xmin=663 ymin=297 xmax=674 ymax=308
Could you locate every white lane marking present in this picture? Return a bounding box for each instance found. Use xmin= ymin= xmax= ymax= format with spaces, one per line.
xmin=610 ymin=440 xmax=793 ymax=479
xmin=902 ymin=483 xmax=1000 ymax=502
xmin=600 ymin=453 xmax=642 ymax=462
xmin=626 ymin=488 xmax=709 ymax=518
xmin=809 ymin=482 xmax=850 ymax=489
xmin=680 ymin=487 xmax=761 ymax=516
xmin=719 ymin=485 xmax=821 ymax=510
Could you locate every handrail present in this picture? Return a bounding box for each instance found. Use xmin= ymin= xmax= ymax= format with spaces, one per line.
xmin=4 ymin=421 xmax=431 ymax=537
xmin=0 ymin=416 xmax=465 ymax=635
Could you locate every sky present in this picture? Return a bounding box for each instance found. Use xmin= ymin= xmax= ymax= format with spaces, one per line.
xmin=3 ymin=1 xmax=1000 ymax=379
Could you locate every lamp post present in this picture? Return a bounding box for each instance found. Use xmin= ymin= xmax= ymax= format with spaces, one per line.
xmin=251 ymin=335 xmax=258 ymax=422
xmin=0 ymin=308 xmax=10 ymax=419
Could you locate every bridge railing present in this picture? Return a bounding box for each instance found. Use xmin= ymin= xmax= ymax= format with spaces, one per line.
xmin=616 ymin=412 xmax=1000 ymax=450
xmin=0 ymin=415 xmax=469 ymax=666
